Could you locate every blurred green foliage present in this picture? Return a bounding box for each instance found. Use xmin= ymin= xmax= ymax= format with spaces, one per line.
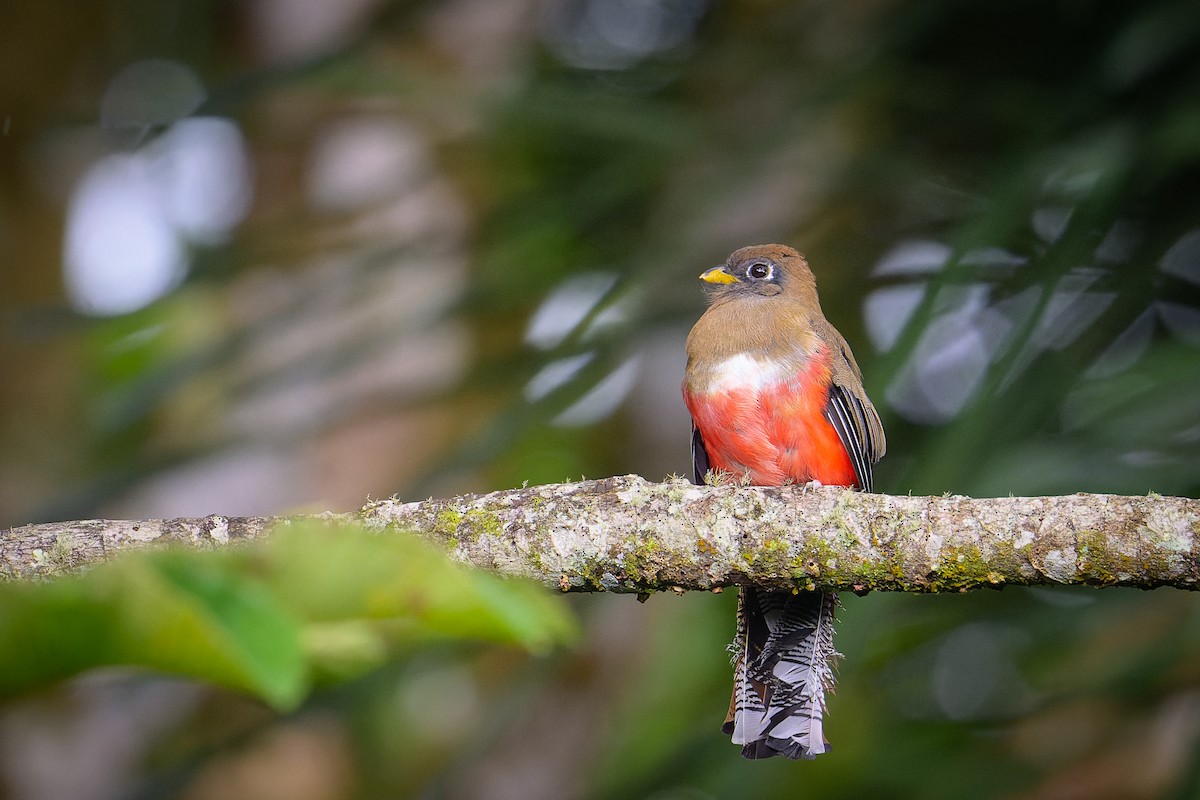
xmin=0 ymin=522 xmax=575 ymax=707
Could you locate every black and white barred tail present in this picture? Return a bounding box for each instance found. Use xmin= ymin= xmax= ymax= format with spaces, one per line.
xmin=722 ymin=587 xmax=839 ymax=759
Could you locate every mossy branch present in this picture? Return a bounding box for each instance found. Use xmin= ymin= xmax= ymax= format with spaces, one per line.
xmin=3 ymin=475 xmax=1198 ymax=592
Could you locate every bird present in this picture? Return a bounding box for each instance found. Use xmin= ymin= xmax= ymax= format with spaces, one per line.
xmin=682 ymin=243 xmax=885 ymax=760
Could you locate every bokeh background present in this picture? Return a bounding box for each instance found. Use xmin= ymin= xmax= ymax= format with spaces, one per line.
xmin=3 ymin=0 xmax=1200 ymax=797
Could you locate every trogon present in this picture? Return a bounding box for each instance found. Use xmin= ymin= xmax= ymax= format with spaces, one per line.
xmin=683 ymin=243 xmax=885 ymax=759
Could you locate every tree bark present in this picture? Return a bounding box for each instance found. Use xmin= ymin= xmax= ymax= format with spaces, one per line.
xmin=3 ymin=475 xmax=1198 ymax=593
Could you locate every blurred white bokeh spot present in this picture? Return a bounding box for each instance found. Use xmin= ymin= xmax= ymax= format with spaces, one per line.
xmin=1084 ymin=307 xmax=1156 ymax=379
xmin=308 ymin=118 xmax=430 ymax=212
xmin=1158 ymin=301 xmax=1200 ymax=345
xmin=1031 ymin=205 xmax=1073 ymax=244
xmin=1029 ymin=275 xmax=1116 ymax=352
xmin=553 ymin=355 xmax=641 ymax=427
xmin=64 ymin=153 xmax=186 ymax=316
xmin=885 ymin=287 xmax=1010 ymax=424
xmin=870 ymin=239 xmax=950 ymax=277
xmin=540 ymin=0 xmax=709 ymax=70
xmin=864 ymin=284 xmax=925 ymax=352
xmin=63 ymin=117 xmax=252 ymax=316
xmin=152 ymin=117 xmax=253 ymax=244
xmin=1160 ymin=228 xmax=1200 ymax=284
xmin=525 ymin=353 xmax=595 ymax=402
xmin=244 ymin=0 xmax=382 ymax=62
xmin=525 ymin=271 xmax=619 ymax=350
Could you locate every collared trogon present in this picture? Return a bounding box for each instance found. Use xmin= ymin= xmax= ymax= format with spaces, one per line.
xmin=683 ymin=244 xmax=885 ymax=760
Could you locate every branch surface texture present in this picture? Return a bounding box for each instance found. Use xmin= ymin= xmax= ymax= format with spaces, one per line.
xmin=3 ymin=476 xmax=1198 ymax=593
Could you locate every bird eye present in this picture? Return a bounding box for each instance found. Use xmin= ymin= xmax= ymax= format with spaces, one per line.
xmin=746 ymin=261 xmax=773 ymax=281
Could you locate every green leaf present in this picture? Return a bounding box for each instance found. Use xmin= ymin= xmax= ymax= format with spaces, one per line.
xmin=0 ymin=550 xmax=306 ymax=708
xmin=113 ymin=553 xmax=307 ymax=708
xmin=263 ymin=521 xmax=578 ymax=661
xmin=0 ymin=520 xmax=576 ymax=707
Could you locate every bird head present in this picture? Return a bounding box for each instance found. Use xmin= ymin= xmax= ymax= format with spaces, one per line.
xmin=698 ymin=244 xmax=819 ymax=306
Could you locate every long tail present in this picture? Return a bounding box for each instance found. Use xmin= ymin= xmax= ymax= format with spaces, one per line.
xmin=722 ymin=588 xmax=839 ymax=759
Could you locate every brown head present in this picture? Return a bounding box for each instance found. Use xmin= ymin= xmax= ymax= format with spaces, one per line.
xmin=688 ymin=244 xmax=826 ymax=362
xmin=698 ymin=244 xmax=820 ymax=310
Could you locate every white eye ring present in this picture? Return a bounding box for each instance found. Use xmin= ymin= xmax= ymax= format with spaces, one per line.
xmin=746 ymin=261 xmax=773 ymax=280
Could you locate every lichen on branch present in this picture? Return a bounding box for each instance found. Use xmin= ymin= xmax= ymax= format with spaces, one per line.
xmin=4 ymin=476 xmax=1198 ymax=592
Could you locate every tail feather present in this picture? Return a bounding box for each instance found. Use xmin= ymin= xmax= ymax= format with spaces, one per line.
xmin=723 ymin=588 xmax=839 ymax=760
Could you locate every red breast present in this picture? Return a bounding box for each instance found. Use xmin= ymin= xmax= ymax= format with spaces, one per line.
xmin=683 ymin=350 xmax=856 ymax=486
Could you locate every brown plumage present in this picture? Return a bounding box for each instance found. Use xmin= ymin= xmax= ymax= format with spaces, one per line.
xmin=682 ymin=244 xmax=885 ymax=759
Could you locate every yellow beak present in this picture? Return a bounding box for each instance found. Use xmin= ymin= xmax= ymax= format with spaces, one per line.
xmin=699 ymin=266 xmax=738 ymax=285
